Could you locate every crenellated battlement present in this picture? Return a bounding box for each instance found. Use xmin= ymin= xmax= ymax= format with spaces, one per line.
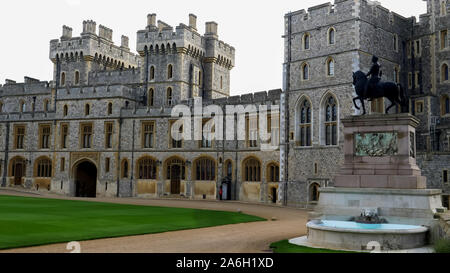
xmin=136 ymin=14 xmax=235 ymax=69
xmin=0 ymin=79 xmax=52 ymax=96
xmin=49 ymin=21 xmax=140 ymax=68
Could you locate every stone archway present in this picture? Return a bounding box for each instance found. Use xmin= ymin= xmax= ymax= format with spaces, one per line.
xmin=74 ymin=160 xmax=97 ymax=198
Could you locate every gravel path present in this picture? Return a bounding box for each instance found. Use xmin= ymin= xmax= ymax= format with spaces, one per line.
xmin=0 ymin=190 xmax=309 ymax=253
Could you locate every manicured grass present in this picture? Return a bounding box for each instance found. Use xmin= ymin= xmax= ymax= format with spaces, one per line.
xmin=0 ymin=195 xmax=265 ymax=250
xmin=270 ymin=240 xmax=360 ymax=253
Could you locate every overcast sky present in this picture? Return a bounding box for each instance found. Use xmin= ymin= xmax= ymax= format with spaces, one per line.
xmin=0 ymin=0 xmax=426 ymax=95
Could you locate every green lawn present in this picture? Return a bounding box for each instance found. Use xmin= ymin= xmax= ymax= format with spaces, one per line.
xmin=0 ymin=195 xmax=265 ymax=250
xmin=270 ymin=240 xmax=360 ymax=253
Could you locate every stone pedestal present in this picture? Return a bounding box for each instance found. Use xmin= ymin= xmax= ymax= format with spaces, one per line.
xmin=335 ymin=114 xmax=426 ymax=189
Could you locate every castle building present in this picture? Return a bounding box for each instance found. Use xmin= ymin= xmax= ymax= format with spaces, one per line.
xmin=0 ymin=0 xmax=449 ymax=209
xmin=281 ymin=0 xmax=450 ymax=208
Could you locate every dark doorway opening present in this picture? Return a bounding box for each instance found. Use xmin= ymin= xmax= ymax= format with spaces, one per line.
xmin=75 ymin=161 xmax=97 ymax=198
xmin=170 ymin=165 xmax=181 ymax=194
xmin=272 ymin=187 xmax=277 ymax=204
xmin=221 ymin=179 xmax=231 ymax=201
xmin=13 ymin=162 xmax=25 ymax=186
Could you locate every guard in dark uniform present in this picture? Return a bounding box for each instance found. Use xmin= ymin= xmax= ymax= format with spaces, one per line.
xmin=364 ymin=55 xmax=381 ymax=99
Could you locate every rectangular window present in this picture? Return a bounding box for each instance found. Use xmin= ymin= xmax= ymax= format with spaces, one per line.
xmin=14 ymin=125 xmax=26 ymax=149
xmin=39 ymin=124 xmax=51 ymax=149
xmin=201 ymin=119 xmax=214 ymax=148
xmin=268 ymin=114 xmax=280 ymax=147
xmin=441 ymin=30 xmax=448 ymax=49
xmin=80 ymin=123 xmax=93 ymax=148
xmin=246 ymin=114 xmax=258 ymax=148
xmin=444 ymin=170 xmax=449 ymax=184
xmin=61 ymin=124 xmax=68 ymax=149
xmin=142 ymin=121 xmax=155 ymax=148
xmin=407 ymin=41 xmax=412 ymax=58
xmin=105 ymin=158 xmax=110 ymax=173
xmin=61 ymin=158 xmax=65 ymax=172
xmin=408 ymin=73 xmax=413 ymax=89
xmin=414 ymin=40 xmax=421 ymax=57
xmin=169 ymin=121 xmax=183 ymax=148
xmin=393 ymin=35 xmax=398 ymax=52
xmin=415 ymin=100 xmax=424 ymax=114
xmin=105 ymin=122 xmax=114 ymax=149
xmin=415 ymin=71 xmax=420 ymax=88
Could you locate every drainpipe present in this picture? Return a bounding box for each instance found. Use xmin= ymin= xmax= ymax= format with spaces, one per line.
xmin=2 ymin=122 xmax=10 ymax=187
xmin=116 ymin=113 xmax=123 ymax=198
xmin=280 ymin=13 xmax=292 ymax=207
xmin=130 ymin=120 xmax=136 ymax=197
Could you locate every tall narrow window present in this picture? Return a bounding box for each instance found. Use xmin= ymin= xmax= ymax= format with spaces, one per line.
xmin=441 ymin=1 xmax=447 ymax=16
xmin=15 ymin=126 xmax=25 ymax=149
xmin=415 ymin=40 xmax=421 ymax=57
xmin=121 ymin=159 xmax=129 ymax=178
xmin=268 ymin=113 xmax=280 ymax=147
xmin=220 ymin=76 xmax=223 ymax=89
xmin=61 ymin=124 xmax=68 ymax=149
xmin=442 ymin=96 xmax=450 ymax=115
xmin=394 ymin=67 xmax=400 ymax=83
xmin=44 ymin=100 xmax=49 ymax=112
xmin=61 ymin=157 xmax=65 ymax=172
xmin=198 ymin=71 xmax=202 ymax=86
xmin=105 ymin=122 xmax=113 ymax=149
xmin=148 ymin=88 xmax=154 ymax=106
xmin=303 ymin=33 xmax=310 ymax=50
xmin=167 ymin=87 xmax=173 ymax=106
xmin=170 ymin=121 xmax=183 ymax=148
xmin=81 ymin=123 xmax=93 ymax=148
xmin=299 ymin=99 xmax=312 ymax=147
xmin=393 ymin=34 xmax=398 ymax=52
xmin=167 ymin=64 xmax=173 ymax=79
xmin=107 ymin=103 xmax=113 ymax=115
xmin=444 ymin=170 xmax=449 ymax=184
xmin=267 ymin=163 xmax=280 ymax=183
xmin=40 ymin=124 xmax=51 ymax=149
xmin=302 ymin=63 xmax=309 ymax=81
xmin=327 ymin=58 xmax=335 ymax=76
xmin=328 ymin=28 xmax=335 ymax=45
xmin=105 ymin=158 xmax=110 ymax=173
xmin=150 ymin=66 xmax=155 ymax=80
xmin=0 ymin=102 xmax=3 ymax=113
xmin=246 ymin=114 xmax=258 ymax=148
xmin=61 ymin=72 xmax=66 ymax=86
xmin=85 ymin=104 xmax=90 ymax=116
xmin=75 ymin=71 xmax=80 ymax=85
xmin=442 ymin=64 xmax=449 ymax=82
xmin=63 ymin=105 xmax=68 ymax=116
xmin=324 ymin=96 xmax=338 ymax=146
xmin=20 ymin=101 xmax=26 ymax=113
xmin=142 ymin=121 xmax=155 ymax=148
xmin=441 ymin=30 xmax=448 ymax=49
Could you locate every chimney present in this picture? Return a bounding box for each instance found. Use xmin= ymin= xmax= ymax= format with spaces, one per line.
xmin=99 ymin=25 xmax=113 ymax=41
xmin=147 ymin=13 xmax=157 ymax=29
xmin=82 ymin=20 xmax=97 ymax=35
xmin=61 ymin=25 xmax=73 ymax=40
xmin=189 ymin=14 xmax=197 ymax=31
xmin=121 ymin=35 xmax=129 ymax=49
xmin=205 ymin=22 xmax=218 ymax=38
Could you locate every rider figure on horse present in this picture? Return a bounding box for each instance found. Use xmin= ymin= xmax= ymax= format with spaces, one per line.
xmin=364 ymin=55 xmax=382 ymax=100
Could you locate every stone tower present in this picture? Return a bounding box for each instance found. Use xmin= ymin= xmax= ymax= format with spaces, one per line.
xmin=49 ymin=21 xmax=139 ymax=88
xmin=136 ymin=14 xmax=235 ymax=106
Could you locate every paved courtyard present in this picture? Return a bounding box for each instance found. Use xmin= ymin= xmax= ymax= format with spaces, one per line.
xmin=0 ymin=189 xmax=309 ymax=253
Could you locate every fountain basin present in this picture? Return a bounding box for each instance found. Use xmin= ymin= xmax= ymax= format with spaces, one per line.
xmin=307 ymin=220 xmax=428 ymax=251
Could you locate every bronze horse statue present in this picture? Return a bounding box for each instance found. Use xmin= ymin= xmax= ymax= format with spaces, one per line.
xmin=352 ymin=70 xmax=408 ymax=115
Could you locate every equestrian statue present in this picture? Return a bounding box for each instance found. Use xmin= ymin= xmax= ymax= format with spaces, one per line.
xmin=352 ymin=55 xmax=408 ymax=115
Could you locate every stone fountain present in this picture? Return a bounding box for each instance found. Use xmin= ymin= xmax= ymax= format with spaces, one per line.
xmin=302 ymin=114 xmax=446 ymax=251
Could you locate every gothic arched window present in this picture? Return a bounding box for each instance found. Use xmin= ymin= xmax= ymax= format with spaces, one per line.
xmin=299 ymin=99 xmax=312 ymax=147
xmin=327 ymin=58 xmax=335 ymax=76
xmin=243 ymin=157 xmax=261 ymax=182
xmin=324 ymin=95 xmax=338 ymax=146
xmin=302 ymin=63 xmax=309 ymax=81
xmin=328 ymin=28 xmax=336 ymax=45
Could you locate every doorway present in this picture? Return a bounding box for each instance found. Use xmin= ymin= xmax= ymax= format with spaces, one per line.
xmin=271 ymin=187 xmax=277 ymax=204
xmin=75 ymin=161 xmax=97 ymax=198
xmin=170 ymin=165 xmax=181 ymax=194
xmin=11 ymin=158 xmax=25 ymax=186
